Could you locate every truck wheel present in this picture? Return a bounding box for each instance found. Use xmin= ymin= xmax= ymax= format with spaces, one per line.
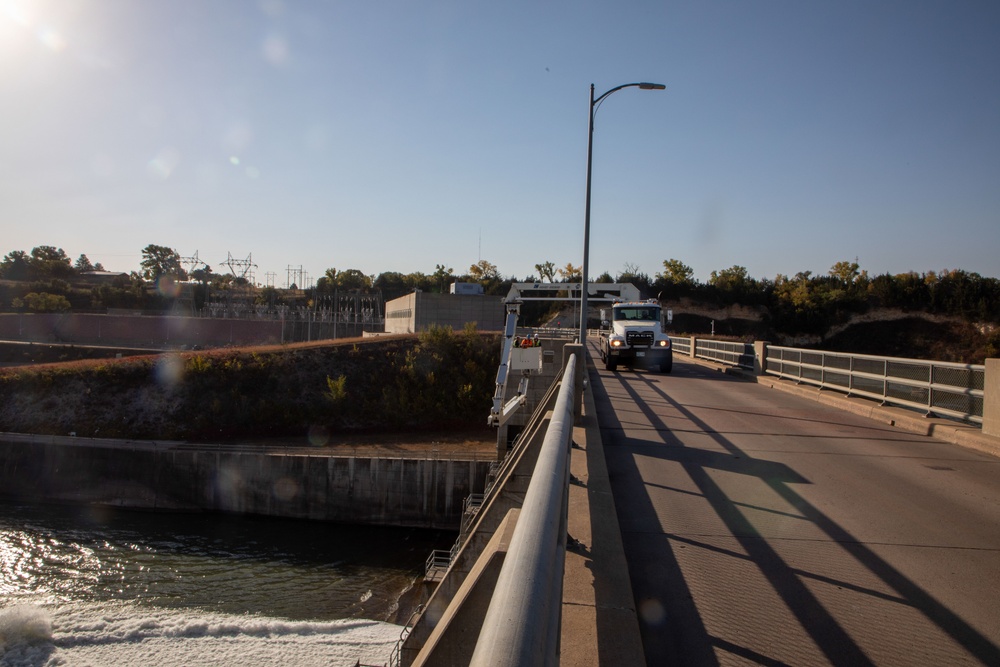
xmin=605 ymin=357 xmax=617 ymax=371
xmin=660 ymin=360 xmax=673 ymax=374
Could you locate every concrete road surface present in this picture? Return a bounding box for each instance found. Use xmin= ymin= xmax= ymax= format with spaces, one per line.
xmin=591 ymin=352 xmax=1000 ymax=666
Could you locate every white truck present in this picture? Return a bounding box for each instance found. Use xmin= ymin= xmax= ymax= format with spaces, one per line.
xmin=598 ymin=300 xmax=673 ymax=373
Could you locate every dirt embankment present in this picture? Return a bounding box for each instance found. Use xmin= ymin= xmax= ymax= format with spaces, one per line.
xmin=0 ymin=331 xmax=502 ymax=443
xmin=663 ymin=301 xmax=993 ymax=363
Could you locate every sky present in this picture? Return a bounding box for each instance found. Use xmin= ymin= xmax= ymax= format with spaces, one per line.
xmin=2 ymin=0 xmax=998 ymax=288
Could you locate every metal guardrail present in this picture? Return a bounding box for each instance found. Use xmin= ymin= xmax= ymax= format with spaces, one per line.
xmin=765 ymin=346 xmax=985 ymax=424
xmin=387 ymin=604 xmax=425 ymax=667
xmin=469 ymin=353 xmax=578 ymax=667
xmin=424 ymin=539 xmax=462 ymax=583
xmin=696 ymin=338 xmax=755 ymax=370
xmin=530 ymin=326 xmax=580 ymax=341
xmin=670 ymin=336 xmax=691 ymax=356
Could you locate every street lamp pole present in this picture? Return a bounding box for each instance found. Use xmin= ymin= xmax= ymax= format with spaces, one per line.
xmin=580 ymin=81 xmax=665 ymax=348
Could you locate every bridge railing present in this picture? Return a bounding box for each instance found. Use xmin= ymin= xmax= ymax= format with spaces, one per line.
xmin=670 ymin=336 xmax=692 ymax=356
xmin=403 ymin=347 xmax=580 ymax=666
xmin=765 ymin=346 xmax=985 ymax=424
xmin=469 ymin=352 xmax=576 ymax=666
xmin=670 ymin=336 xmax=988 ymax=426
xmin=694 ymin=338 xmax=755 ymax=370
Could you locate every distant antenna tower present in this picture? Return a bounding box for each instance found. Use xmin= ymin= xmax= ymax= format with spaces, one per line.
xmin=222 ymin=252 xmax=257 ymax=280
xmin=265 ymin=271 xmax=277 ymax=288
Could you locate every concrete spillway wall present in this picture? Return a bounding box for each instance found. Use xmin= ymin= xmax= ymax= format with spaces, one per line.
xmin=0 ymin=436 xmax=491 ymax=529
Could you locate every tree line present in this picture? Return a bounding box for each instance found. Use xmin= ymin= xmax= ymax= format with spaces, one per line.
xmin=2 ymin=245 xmax=998 ymax=334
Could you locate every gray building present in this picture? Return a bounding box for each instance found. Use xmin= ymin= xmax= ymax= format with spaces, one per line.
xmin=384 ymin=290 xmax=506 ymax=334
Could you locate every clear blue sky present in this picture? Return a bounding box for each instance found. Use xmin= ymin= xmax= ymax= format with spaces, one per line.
xmin=3 ymin=0 xmax=998 ymax=287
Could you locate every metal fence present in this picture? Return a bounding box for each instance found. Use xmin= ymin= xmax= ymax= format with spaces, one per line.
xmin=695 ymin=338 xmax=756 ymax=370
xmin=530 ymin=326 xmax=580 ymax=341
xmin=670 ymin=336 xmax=691 ymax=357
xmin=765 ymin=346 xmax=985 ymax=424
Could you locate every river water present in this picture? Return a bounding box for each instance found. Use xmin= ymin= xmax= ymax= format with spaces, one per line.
xmin=0 ymin=499 xmax=453 ymax=666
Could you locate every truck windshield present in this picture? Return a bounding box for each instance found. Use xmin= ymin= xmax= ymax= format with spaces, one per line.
xmin=614 ymin=307 xmax=659 ymax=321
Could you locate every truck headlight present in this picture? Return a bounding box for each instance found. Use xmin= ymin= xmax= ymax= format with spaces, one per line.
xmin=609 ymin=336 xmax=624 ymax=348
xmin=657 ymin=339 xmax=671 ymax=348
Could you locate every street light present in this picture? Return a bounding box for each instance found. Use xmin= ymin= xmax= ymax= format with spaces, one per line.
xmin=580 ymin=81 xmax=665 ymax=348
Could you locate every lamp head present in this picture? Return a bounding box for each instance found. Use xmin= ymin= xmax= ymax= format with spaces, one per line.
xmin=638 ymin=82 xmax=666 ymax=90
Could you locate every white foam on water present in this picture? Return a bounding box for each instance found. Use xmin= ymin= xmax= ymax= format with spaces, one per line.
xmin=1 ymin=601 xmax=402 ymax=667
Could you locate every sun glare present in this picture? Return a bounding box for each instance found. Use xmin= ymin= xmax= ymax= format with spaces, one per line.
xmin=1 ymin=0 xmax=68 ymax=54
xmin=1 ymin=0 xmax=31 ymax=29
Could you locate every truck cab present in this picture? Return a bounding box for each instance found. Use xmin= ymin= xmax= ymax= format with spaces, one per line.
xmin=598 ymin=300 xmax=672 ymax=373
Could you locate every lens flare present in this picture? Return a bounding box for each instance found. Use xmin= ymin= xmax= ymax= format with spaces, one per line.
xmin=156 ymin=275 xmax=180 ymax=298
xmin=155 ymin=354 xmax=184 ymax=387
xmin=37 ymin=25 xmax=65 ymax=51
xmin=638 ymin=597 xmax=665 ymax=625
xmin=147 ymin=147 xmax=181 ymax=180
xmin=273 ymin=478 xmax=299 ymax=503
xmin=307 ymin=425 xmax=329 ymax=447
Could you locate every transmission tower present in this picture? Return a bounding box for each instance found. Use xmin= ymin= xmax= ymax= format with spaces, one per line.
xmin=218 ymin=252 xmax=258 ymax=313
xmin=179 ymin=250 xmax=208 ymax=275
xmin=286 ymin=265 xmax=305 ymax=290
xmin=222 ymin=252 xmax=257 ymax=280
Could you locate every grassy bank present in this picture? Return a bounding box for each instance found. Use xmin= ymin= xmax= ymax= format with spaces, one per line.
xmin=0 ymin=326 xmax=501 ymax=441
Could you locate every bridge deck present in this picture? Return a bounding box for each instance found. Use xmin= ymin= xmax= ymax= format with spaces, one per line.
xmin=586 ymin=342 xmax=1000 ymax=666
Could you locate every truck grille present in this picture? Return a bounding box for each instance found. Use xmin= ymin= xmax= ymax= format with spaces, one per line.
xmin=626 ymin=331 xmax=654 ymax=347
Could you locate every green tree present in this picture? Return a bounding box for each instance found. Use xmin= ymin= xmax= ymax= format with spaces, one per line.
xmin=140 ymin=244 xmax=185 ymax=281
xmin=432 ymin=264 xmax=454 ymax=293
xmin=405 ymin=271 xmax=431 ymax=293
xmin=616 ymin=263 xmax=652 ymax=293
xmin=709 ymin=265 xmax=760 ymax=304
xmin=317 ymin=267 xmax=372 ymax=291
xmin=557 ymin=263 xmax=581 ymax=282
xmin=337 ymin=268 xmax=373 ymax=290
xmin=189 ymin=266 xmax=213 ymax=284
xmin=373 ymin=271 xmax=409 ymax=300
xmin=315 ymin=268 xmax=338 ymax=292
xmin=709 ymin=265 xmax=750 ymax=290
xmin=594 ymin=271 xmax=614 ymax=283
xmin=534 ymin=261 xmax=556 ymax=282
xmin=829 ymin=260 xmax=861 ymax=286
xmin=28 ymin=246 xmax=73 ymax=281
xmin=18 ymin=292 xmax=72 ymax=312
xmin=468 ymin=260 xmax=500 ymax=282
xmin=74 ymin=254 xmax=95 ymax=272
xmin=657 ymin=258 xmax=695 ymax=286
xmin=0 ymin=251 xmax=30 ymax=281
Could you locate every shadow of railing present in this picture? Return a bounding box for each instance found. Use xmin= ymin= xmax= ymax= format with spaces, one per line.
xmin=589 ymin=361 xmax=1000 ymax=666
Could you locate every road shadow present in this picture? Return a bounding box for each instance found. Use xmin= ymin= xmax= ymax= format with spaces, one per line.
xmin=589 ymin=360 xmax=1000 ymax=666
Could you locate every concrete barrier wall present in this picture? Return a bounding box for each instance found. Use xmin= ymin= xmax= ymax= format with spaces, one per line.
xmin=0 ymin=438 xmax=491 ymax=529
xmin=0 ymin=313 xmax=376 ymax=348
xmin=384 ymin=293 xmax=506 ymax=335
xmin=0 ymin=313 xmax=284 ymax=348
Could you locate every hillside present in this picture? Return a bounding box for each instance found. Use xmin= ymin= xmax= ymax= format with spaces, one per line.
xmin=545 ymin=300 xmax=996 ymax=364
xmin=0 ymin=329 xmax=501 ymax=441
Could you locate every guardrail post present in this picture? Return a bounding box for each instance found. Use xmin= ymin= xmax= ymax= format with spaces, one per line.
xmin=753 ymin=341 xmax=769 ymax=376
xmin=689 ymin=336 xmax=697 ymax=358
xmin=984 ymin=359 xmax=1000 ymax=438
